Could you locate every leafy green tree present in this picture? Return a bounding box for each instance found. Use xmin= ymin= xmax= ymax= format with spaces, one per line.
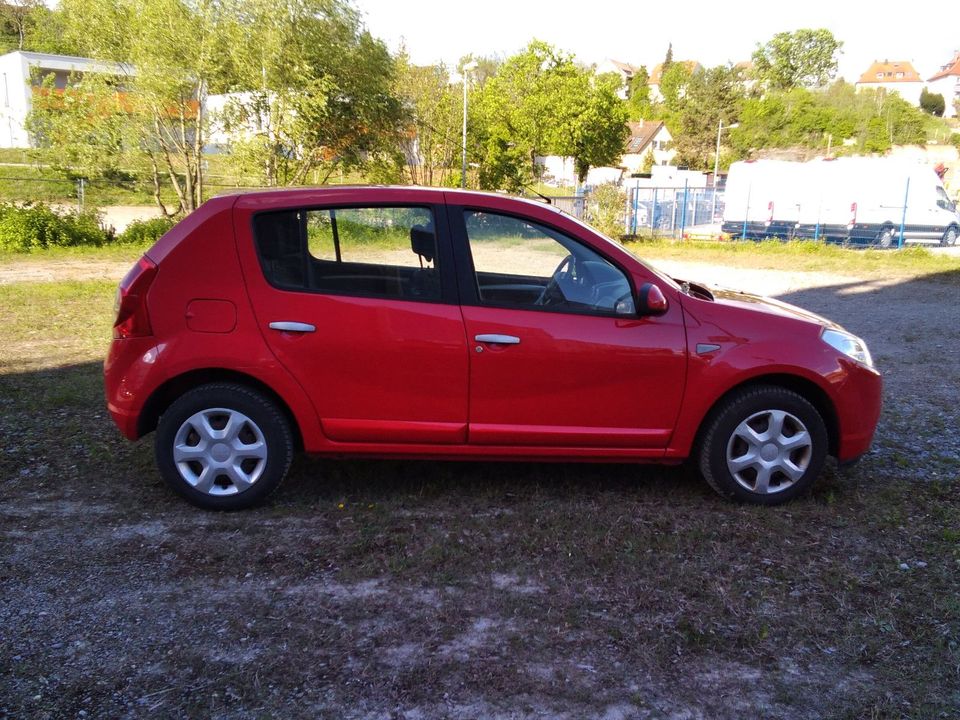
xmin=919 ymin=88 xmax=946 ymax=117
xmin=0 ymin=0 xmax=41 ymax=51
xmin=663 ymin=43 xmax=673 ymax=70
xmin=393 ymin=52 xmax=462 ymax=186
xmin=752 ymin=29 xmax=843 ymax=90
xmin=625 ymin=66 xmax=653 ymax=120
xmin=657 ymin=62 xmax=693 ymax=114
xmin=472 ymin=41 xmax=627 ymax=190
xmin=641 ymin=148 xmax=655 ymax=174
xmin=670 ymin=65 xmax=743 ymax=169
xmin=216 ymin=0 xmax=402 ymax=187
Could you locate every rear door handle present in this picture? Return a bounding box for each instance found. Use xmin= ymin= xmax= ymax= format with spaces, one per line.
xmin=474 ymin=334 xmax=520 ymax=345
xmin=269 ymin=321 xmax=316 ymax=333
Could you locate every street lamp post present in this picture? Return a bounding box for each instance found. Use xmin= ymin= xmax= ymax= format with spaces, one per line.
xmin=461 ymin=61 xmax=478 ymax=189
xmin=711 ymin=119 xmax=738 ymax=221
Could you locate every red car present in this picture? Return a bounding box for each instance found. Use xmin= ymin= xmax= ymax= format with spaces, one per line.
xmin=104 ymin=187 xmax=881 ymax=509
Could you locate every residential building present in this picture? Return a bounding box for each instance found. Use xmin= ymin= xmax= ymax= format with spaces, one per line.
xmin=595 ymin=59 xmax=639 ymax=100
xmin=855 ymin=60 xmax=924 ymax=106
xmin=647 ymin=60 xmax=701 ymax=103
xmin=927 ymin=52 xmax=960 ymax=118
xmin=0 ymin=50 xmax=127 ymax=148
xmin=622 ymin=120 xmax=675 ymax=172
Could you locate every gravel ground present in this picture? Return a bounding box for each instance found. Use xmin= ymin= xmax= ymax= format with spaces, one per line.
xmin=1 ymin=258 xmax=959 ymax=719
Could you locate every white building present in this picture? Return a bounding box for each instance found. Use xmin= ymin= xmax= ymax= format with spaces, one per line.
xmin=595 ymin=59 xmax=639 ymax=100
xmin=855 ymin=60 xmax=925 ymax=106
xmin=0 ymin=50 xmax=127 ymax=148
xmin=927 ymin=52 xmax=960 ymax=119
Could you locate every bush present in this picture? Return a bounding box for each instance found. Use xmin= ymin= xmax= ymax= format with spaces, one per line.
xmin=117 ymin=216 xmax=175 ymax=245
xmin=586 ymin=183 xmax=626 ymax=239
xmin=0 ymin=202 xmax=107 ymax=251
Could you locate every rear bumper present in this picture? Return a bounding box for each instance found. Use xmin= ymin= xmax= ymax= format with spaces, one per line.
xmin=104 ymin=337 xmax=166 ymax=440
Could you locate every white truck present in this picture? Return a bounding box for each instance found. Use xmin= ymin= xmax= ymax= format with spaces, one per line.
xmin=723 ymin=157 xmax=959 ymax=246
xmin=721 ymin=160 xmax=808 ymax=240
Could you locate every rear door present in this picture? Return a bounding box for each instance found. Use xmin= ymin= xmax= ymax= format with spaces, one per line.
xmin=234 ymin=191 xmax=469 ymax=445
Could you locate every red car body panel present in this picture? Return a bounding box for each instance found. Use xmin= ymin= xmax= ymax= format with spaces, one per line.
xmin=104 ymin=186 xmax=882 ymax=468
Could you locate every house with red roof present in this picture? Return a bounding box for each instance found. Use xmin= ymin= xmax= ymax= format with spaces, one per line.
xmin=855 ymin=60 xmax=925 ymax=106
xmin=926 ymin=52 xmax=960 ymax=118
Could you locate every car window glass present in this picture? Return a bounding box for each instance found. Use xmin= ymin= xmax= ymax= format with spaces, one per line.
xmin=253 ymin=206 xmax=440 ymax=301
xmin=463 ymin=210 xmax=633 ymax=315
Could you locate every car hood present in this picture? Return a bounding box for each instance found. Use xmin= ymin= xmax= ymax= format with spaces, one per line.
xmin=675 ymin=279 xmax=842 ymax=330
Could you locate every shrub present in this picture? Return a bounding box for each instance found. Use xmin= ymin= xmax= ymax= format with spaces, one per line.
xmin=0 ymin=202 xmax=107 ymax=251
xmin=586 ymin=183 xmax=626 ymax=239
xmin=118 ymin=216 xmax=175 ymax=245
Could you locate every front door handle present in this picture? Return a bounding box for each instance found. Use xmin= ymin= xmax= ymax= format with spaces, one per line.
xmin=269 ymin=321 xmax=316 ymax=333
xmin=474 ymin=334 xmax=520 ymax=345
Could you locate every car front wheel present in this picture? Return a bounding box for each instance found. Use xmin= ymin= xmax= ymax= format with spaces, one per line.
xmin=697 ymin=386 xmax=828 ymax=505
xmin=155 ymin=383 xmax=294 ymax=510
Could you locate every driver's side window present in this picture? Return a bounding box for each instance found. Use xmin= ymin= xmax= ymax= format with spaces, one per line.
xmin=463 ymin=210 xmax=633 ymax=315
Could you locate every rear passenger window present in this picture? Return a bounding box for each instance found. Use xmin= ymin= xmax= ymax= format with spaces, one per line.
xmin=253 ymin=206 xmax=440 ymax=301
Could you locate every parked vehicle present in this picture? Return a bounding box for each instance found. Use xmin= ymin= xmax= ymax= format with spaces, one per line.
xmin=794 ymin=157 xmax=959 ymax=247
xmin=105 ymin=187 xmax=882 ymax=510
xmin=723 ymin=157 xmax=959 ymax=246
xmin=721 ymin=160 xmax=808 ymax=240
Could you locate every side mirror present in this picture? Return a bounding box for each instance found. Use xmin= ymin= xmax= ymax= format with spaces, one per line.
xmin=636 ymin=282 xmax=669 ymax=316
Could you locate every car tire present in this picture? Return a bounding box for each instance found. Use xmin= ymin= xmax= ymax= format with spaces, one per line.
xmin=155 ymin=383 xmax=294 ymax=510
xmin=877 ymin=227 xmax=895 ymax=248
xmin=697 ymin=386 xmax=828 ymax=506
xmin=941 ymin=226 xmax=958 ymax=247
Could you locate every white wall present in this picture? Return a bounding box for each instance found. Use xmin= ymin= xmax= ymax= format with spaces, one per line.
xmin=0 ymin=53 xmax=32 ymax=148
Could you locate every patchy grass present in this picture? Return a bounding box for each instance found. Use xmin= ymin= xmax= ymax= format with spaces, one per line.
xmin=627 ymin=238 xmax=960 ymax=277
xmin=1 ymin=275 xmax=959 ymax=717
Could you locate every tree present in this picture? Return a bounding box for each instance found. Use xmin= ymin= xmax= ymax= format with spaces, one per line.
xmin=472 ymin=41 xmax=627 ymax=190
xmin=663 ymin=43 xmax=673 ymax=70
xmin=393 ymin=53 xmax=462 ymax=186
xmin=919 ymin=88 xmax=946 ymax=117
xmin=669 ymin=65 xmax=744 ymax=169
xmin=215 ymin=0 xmax=402 ymax=187
xmin=657 ymin=61 xmax=693 ymax=114
xmin=0 ymin=0 xmax=42 ymax=51
xmin=752 ymin=29 xmax=843 ymax=90
xmin=641 ymin=148 xmax=655 ymax=174
xmin=625 ymin=66 xmax=653 ymax=120
xmin=561 ymin=72 xmax=628 ymax=183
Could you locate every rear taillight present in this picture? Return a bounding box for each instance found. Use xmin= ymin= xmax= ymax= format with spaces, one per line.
xmin=765 ymin=201 xmax=774 ymax=226
xmin=113 ymin=256 xmax=158 ymax=339
xmin=848 ymin=202 xmax=858 ymax=228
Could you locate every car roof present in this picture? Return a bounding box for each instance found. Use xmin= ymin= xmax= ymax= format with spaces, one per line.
xmin=218 ymin=184 xmax=563 ymax=213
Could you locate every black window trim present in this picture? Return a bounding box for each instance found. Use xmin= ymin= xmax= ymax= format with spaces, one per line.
xmin=446 ymin=204 xmax=639 ymax=319
xmin=250 ymin=201 xmax=458 ymax=306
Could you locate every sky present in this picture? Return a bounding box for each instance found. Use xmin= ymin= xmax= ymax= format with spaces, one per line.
xmin=352 ymin=0 xmax=959 ymax=82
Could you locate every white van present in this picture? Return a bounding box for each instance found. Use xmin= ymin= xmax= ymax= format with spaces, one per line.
xmin=795 ymin=158 xmax=959 ymax=246
xmin=721 ymin=160 xmax=808 ymax=239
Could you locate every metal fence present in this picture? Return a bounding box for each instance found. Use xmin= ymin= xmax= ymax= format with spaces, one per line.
xmin=622 ymin=184 xmax=724 ymax=239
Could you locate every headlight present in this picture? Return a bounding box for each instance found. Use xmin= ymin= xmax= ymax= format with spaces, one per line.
xmin=821 ymin=328 xmax=874 ymax=368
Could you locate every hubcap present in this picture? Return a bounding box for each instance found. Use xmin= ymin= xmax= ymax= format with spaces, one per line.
xmin=726 ymin=409 xmax=812 ymax=495
xmin=172 ymin=408 xmax=267 ymax=496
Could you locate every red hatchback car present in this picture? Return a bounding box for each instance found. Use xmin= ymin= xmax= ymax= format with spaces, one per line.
xmin=104 ymin=187 xmax=881 ymax=509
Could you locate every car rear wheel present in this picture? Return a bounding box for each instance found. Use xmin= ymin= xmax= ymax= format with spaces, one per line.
xmin=697 ymin=386 xmax=828 ymax=505
xmin=155 ymin=383 xmax=294 ymax=510
xmin=942 ymin=226 xmax=958 ymax=247
xmin=877 ymin=227 xmax=895 ymax=248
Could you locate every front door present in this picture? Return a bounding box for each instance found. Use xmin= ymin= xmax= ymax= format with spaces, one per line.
xmin=453 ymin=208 xmax=687 ymax=449
xmin=238 ymin=200 xmax=469 ymax=445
